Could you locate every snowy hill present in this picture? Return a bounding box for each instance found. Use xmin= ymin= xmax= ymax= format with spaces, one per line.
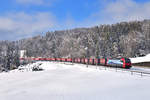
xmin=130 ymin=54 xmax=150 ymax=63
xmin=0 ymin=62 xmax=150 ymax=100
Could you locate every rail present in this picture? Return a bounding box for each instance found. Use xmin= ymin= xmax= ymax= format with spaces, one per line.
xmin=129 ymin=70 xmax=150 ymax=77
xmin=103 ymin=66 xmax=150 ymax=77
xmin=62 ymin=62 xmax=150 ymax=77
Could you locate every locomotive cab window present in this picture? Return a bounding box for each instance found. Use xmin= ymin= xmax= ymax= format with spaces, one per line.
xmin=119 ymin=60 xmax=123 ymax=64
xmin=124 ymin=58 xmax=131 ymax=63
xmin=120 ymin=60 xmax=123 ymax=62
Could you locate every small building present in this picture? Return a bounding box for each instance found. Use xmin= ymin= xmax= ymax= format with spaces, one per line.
xmin=20 ymin=50 xmax=27 ymax=58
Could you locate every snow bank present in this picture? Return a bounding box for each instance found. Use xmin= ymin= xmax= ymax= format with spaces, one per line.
xmin=0 ymin=62 xmax=150 ymax=100
xmin=130 ymin=54 xmax=150 ymax=63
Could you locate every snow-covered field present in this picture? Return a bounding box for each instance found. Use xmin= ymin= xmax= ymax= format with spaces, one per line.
xmin=130 ymin=54 xmax=150 ymax=63
xmin=0 ymin=62 xmax=150 ymax=100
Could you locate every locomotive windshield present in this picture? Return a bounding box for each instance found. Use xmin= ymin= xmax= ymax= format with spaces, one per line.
xmin=124 ymin=58 xmax=131 ymax=63
xmin=107 ymin=60 xmax=123 ymax=65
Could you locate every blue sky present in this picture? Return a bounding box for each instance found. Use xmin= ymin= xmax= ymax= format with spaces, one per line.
xmin=0 ymin=0 xmax=150 ymax=40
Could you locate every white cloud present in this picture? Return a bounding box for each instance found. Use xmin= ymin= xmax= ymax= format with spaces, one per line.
xmin=83 ymin=0 xmax=150 ymax=25
xmin=1 ymin=0 xmax=150 ymax=40
xmin=61 ymin=0 xmax=150 ymax=31
xmin=16 ymin=0 xmax=43 ymax=5
xmin=16 ymin=0 xmax=50 ymax=6
xmin=0 ymin=12 xmax=56 ymax=40
xmin=57 ymin=0 xmax=150 ymax=29
xmin=105 ymin=0 xmax=150 ymax=21
xmin=104 ymin=0 xmax=150 ymax=21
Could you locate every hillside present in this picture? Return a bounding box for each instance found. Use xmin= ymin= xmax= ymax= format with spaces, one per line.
xmin=18 ymin=19 xmax=150 ymax=58
xmin=0 ymin=19 xmax=150 ymax=70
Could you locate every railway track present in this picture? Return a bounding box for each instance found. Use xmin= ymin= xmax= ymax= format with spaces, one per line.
xmin=62 ymin=62 xmax=150 ymax=77
xmin=104 ymin=66 xmax=150 ymax=77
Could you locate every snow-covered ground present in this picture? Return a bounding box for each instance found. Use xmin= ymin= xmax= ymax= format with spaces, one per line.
xmin=130 ymin=54 xmax=150 ymax=63
xmin=0 ymin=61 xmax=150 ymax=100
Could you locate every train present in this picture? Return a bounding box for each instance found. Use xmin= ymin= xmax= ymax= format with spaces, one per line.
xmin=20 ymin=57 xmax=132 ymax=69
